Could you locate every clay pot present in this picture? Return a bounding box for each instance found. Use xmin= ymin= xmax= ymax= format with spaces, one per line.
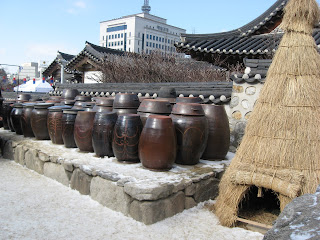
xmin=139 ymin=115 xmax=177 ymax=171
xmin=16 ymin=93 xmax=32 ymax=102
xmin=47 ymin=106 xmax=72 ymax=144
xmin=74 ymin=110 xmax=96 ymax=152
xmin=49 ymin=96 xmax=62 ymax=101
xmin=7 ymin=103 xmax=15 ymax=132
xmin=92 ymin=112 xmax=118 ymax=157
xmin=82 ymin=102 xmax=96 ymax=111
xmin=112 ymin=108 xmax=138 ymax=115
xmin=61 ymin=109 xmax=84 ymax=148
xmin=112 ymin=114 xmax=142 ymax=162
xmin=61 ymin=89 xmax=79 ymax=100
xmin=201 ymin=104 xmax=230 ymax=160
xmin=10 ymin=103 xmax=24 ymax=135
xmin=31 ymin=103 xmax=54 ymax=140
xmin=21 ymin=103 xmax=36 ymax=137
xmin=60 ymin=100 xmax=76 ymax=106
xmin=2 ymin=101 xmax=15 ymax=130
xmin=137 ymin=99 xmax=172 ymax=125
xmin=176 ymin=97 xmax=203 ymax=104
xmin=94 ymin=97 xmax=114 ymax=106
xmin=92 ymin=105 xmax=113 ymax=113
xmin=75 ymin=95 xmax=91 ymax=102
xmin=170 ymin=103 xmax=208 ymax=165
xmin=113 ymin=93 xmax=140 ymax=109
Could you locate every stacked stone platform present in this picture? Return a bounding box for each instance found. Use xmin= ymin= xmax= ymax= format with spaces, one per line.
xmin=0 ymin=128 xmax=231 ymax=224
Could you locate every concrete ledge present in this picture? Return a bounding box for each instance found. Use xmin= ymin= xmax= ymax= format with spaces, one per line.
xmin=0 ymin=128 xmax=231 ymax=224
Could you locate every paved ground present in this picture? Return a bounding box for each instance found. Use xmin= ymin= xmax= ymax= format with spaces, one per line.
xmin=0 ymin=158 xmax=263 ymax=240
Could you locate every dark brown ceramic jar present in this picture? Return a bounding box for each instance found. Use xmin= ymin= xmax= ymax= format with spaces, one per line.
xmin=113 ymin=93 xmax=140 ymax=109
xmin=112 ymin=114 xmax=142 ymax=163
xmin=75 ymin=95 xmax=91 ymax=102
xmin=21 ymin=103 xmax=36 ymax=137
xmin=170 ymin=103 xmax=208 ymax=165
xmin=61 ymin=109 xmax=84 ymax=148
xmin=74 ymin=110 xmax=96 ymax=152
xmin=201 ymin=104 xmax=230 ymax=160
xmin=7 ymin=103 xmax=15 ymax=132
xmin=31 ymin=103 xmax=54 ymax=140
xmin=92 ymin=98 xmax=113 ymax=113
xmin=47 ymin=105 xmax=72 ymax=144
xmin=137 ymin=99 xmax=172 ymax=125
xmin=16 ymin=93 xmax=32 ymax=102
xmin=61 ymin=89 xmax=79 ymax=100
xmin=176 ymin=97 xmax=203 ymax=104
xmin=10 ymin=103 xmax=24 ymax=135
xmin=112 ymin=108 xmax=138 ymax=115
xmin=2 ymin=101 xmax=15 ymax=130
xmin=92 ymin=112 xmax=118 ymax=157
xmin=139 ymin=115 xmax=177 ymax=171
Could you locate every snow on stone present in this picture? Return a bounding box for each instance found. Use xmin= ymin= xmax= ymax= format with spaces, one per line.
xmin=0 ymin=159 xmax=263 ymax=240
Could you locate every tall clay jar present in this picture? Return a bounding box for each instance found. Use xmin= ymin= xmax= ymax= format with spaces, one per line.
xmin=74 ymin=110 xmax=96 ymax=152
xmin=47 ymin=105 xmax=72 ymax=144
xmin=31 ymin=103 xmax=54 ymax=140
xmin=92 ymin=112 xmax=118 ymax=157
xmin=7 ymin=103 xmax=15 ymax=132
xmin=61 ymin=109 xmax=83 ymax=148
xmin=170 ymin=103 xmax=208 ymax=165
xmin=201 ymin=104 xmax=230 ymax=160
xmin=10 ymin=103 xmax=24 ymax=135
xmin=139 ymin=115 xmax=177 ymax=171
xmin=112 ymin=114 xmax=142 ymax=162
xmin=2 ymin=101 xmax=15 ymax=130
xmin=21 ymin=103 xmax=36 ymax=138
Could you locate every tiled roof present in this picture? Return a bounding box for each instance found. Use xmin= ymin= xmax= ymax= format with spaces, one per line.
xmin=43 ymin=51 xmax=75 ymax=76
xmin=66 ymin=41 xmax=124 ymax=72
xmin=230 ymin=58 xmax=272 ymax=83
xmin=175 ymin=0 xmax=296 ymax=65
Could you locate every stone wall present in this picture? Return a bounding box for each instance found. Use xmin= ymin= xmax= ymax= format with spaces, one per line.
xmin=226 ymin=81 xmax=264 ymax=152
xmin=0 ymin=129 xmax=227 ymax=225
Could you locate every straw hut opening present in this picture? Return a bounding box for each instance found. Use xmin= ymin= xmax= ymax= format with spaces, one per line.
xmin=215 ymin=0 xmax=320 ymax=227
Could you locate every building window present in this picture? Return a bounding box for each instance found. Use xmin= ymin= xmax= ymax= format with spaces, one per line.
xmin=153 ymin=43 xmax=155 ymax=48
xmin=121 ymin=41 xmax=123 ymax=45
xmin=138 ymin=40 xmax=140 ymax=46
xmin=121 ymin=33 xmax=123 ymax=38
xmin=156 ymin=36 xmax=158 ymax=41
xmin=146 ymin=42 xmax=149 ymax=47
xmin=162 ymin=45 xmax=164 ymax=50
xmin=129 ymin=40 xmax=131 ymax=45
xmin=118 ymin=34 xmax=120 ymax=38
xmin=150 ymin=34 xmax=152 ymax=40
xmin=138 ymin=48 xmax=140 ymax=53
xmin=107 ymin=25 xmax=127 ymax=32
xmin=156 ymin=44 xmax=158 ymax=48
xmin=162 ymin=38 xmax=164 ymax=42
xmin=153 ymin=36 xmax=155 ymax=41
xmin=147 ymin=34 xmax=149 ymax=39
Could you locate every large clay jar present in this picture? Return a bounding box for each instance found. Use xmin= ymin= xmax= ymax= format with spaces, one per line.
xmin=7 ymin=103 xmax=15 ymax=132
xmin=113 ymin=93 xmax=140 ymax=115
xmin=2 ymin=101 xmax=15 ymax=130
xmin=139 ymin=115 xmax=177 ymax=171
xmin=201 ymin=104 xmax=230 ymax=160
xmin=61 ymin=109 xmax=84 ymax=148
xmin=112 ymin=114 xmax=142 ymax=163
xmin=61 ymin=89 xmax=79 ymax=100
xmin=93 ymin=97 xmax=113 ymax=113
xmin=47 ymin=105 xmax=72 ymax=144
xmin=21 ymin=103 xmax=36 ymax=137
xmin=16 ymin=93 xmax=32 ymax=103
xmin=74 ymin=110 xmax=96 ymax=152
xmin=137 ymin=99 xmax=172 ymax=126
xmin=170 ymin=103 xmax=208 ymax=165
xmin=92 ymin=112 xmax=118 ymax=157
xmin=31 ymin=103 xmax=54 ymax=140
xmin=10 ymin=103 xmax=24 ymax=135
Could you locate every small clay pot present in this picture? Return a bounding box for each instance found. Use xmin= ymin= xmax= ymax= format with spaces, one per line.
xmin=21 ymin=103 xmax=36 ymax=137
xmin=61 ymin=89 xmax=79 ymax=100
xmin=47 ymin=105 xmax=72 ymax=144
xmin=139 ymin=115 xmax=177 ymax=171
xmin=92 ymin=112 xmax=118 ymax=157
xmin=112 ymin=114 xmax=142 ymax=162
xmin=31 ymin=103 xmax=54 ymax=140
xmin=113 ymin=93 xmax=140 ymax=109
xmin=74 ymin=110 xmax=96 ymax=152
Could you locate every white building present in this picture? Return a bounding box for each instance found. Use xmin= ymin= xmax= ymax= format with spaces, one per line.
xmin=19 ymin=62 xmax=39 ymax=79
xmin=99 ymin=0 xmax=186 ymax=56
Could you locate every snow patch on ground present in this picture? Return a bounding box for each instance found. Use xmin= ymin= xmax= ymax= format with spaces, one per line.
xmin=0 ymin=159 xmax=263 ymax=240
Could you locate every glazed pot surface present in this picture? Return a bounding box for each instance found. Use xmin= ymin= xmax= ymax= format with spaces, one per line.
xmin=74 ymin=111 xmax=96 ymax=152
xmin=62 ymin=109 xmax=84 ymax=148
xmin=21 ymin=103 xmax=36 ymax=137
xmin=62 ymin=89 xmax=79 ymax=100
xmin=176 ymin=97 xmax=203 ymax=104
xmin=31 ymin=103 xmax=54 ymax=140
xmin=139 ymin=115 xmax=177 ymax=171
xmin=112 ymin=114 xmax=142 ymax=162
xmin=137 ymin=99 xmax=172 ymax=114
xmin=10 ymin=104 xmax=24 ymax=135
xmin=113 ymin=93 xmax=140 ymax=109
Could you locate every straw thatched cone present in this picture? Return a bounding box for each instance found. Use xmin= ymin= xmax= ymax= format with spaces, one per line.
xmin=215 ymin=0 xmax=320 ymax=227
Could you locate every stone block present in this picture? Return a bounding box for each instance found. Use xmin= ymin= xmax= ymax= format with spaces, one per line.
xmin=62 ymin=162 xmax=74 ymax=172
xmin=185 ymin=197 xmax=197 ymax=209
xmin=38 ymin=151 xmax=50 ymax=162
xmin=70 ymin=168 xmax=92 ymax=195
xmin=14 ymin=145 xmax=26 ymax=165
xmin=2 ymin=140 xmax=14 ymax=160
xmin=124 ymin=181 xmax=174 ymax=201
xmin=25 ymin=149 xmax=44 ymax=174
xmin=44 ymin=162 xmax=70 ymax=186
xmin=193 ymin=178 xmax=219 ymax=203
xmin=185 ymin=183 xmax=196 ymax=196
xmin=90 ymin=176 xmax=132 ymax=215
xmin=129 ymin=191 xmax=185 ymax=225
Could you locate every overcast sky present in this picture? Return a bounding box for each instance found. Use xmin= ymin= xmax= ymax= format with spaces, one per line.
xmin=1 ymin=0 xmax=319 ymax=73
